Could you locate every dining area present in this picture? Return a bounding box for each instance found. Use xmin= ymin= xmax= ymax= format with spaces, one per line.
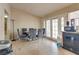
xmin=16 ymin=28 xmax=46 ymax=41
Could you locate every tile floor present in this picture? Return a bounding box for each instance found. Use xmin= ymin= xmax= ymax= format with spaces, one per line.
xmin=12 ymin=38 xmax=76 ymax=55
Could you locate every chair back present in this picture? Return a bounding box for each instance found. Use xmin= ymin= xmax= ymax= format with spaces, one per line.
xmin=22 ymin=28 xmax=27 ymax=34
xmin=38 ymin=29 xmax=43 ymax=38
xmin=43 ymin=28 xmax=46 ymax=36
xmin=29 ymin=28 xmax=36 ymax=40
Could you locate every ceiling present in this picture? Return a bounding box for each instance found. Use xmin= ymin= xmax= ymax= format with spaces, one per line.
xmin=10 ymin=3 xmax=72 ymax=17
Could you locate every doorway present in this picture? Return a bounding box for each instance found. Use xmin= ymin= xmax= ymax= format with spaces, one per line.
xmin=4 ymin=10 xmax=8 ymax=39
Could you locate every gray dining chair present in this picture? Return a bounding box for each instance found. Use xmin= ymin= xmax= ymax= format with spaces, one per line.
xmin=38 ymin=29 xmax=44 ymax=39
xmin=29 ymin=28 xmax=37 ymax=40
xmin=42 ymin=28 xmax=46 ymax=37
xmin=17 ymin=28 xmax=29 ymax=41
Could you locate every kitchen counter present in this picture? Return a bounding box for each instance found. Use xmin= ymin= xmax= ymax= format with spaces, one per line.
xmin=63 ymin=31 xmax=79 ymax=54
xmin=62 ymin=31 xmax=79 ymax=34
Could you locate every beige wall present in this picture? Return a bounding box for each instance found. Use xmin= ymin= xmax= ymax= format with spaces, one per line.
xmin=0 ymin=3 xmax=11 ymax=40
xmin=11 ymin=8 xmax=41 ymax=39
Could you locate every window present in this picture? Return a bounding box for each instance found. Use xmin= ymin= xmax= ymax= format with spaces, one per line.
xmin=52 ymin=19 xmax=58 ymax=39
xmin=75 ymin=19 xmax=79 ymax=26
xmin=61 ymin=17 xmax=64 ymax=31
xmin=46 ymin=20 xmax=51 ymax=37
xmin=68 ymin=10 xmax=79 ymax=20
xmin=68 ymin=10 xmax=79 ymax=29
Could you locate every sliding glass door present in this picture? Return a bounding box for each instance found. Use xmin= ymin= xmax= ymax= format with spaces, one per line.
xmin=61 ymin=17 xmax=64 ymax=31
xmin=52 ymin=19 xmax=58 ymax=39
xmin=46 ymin=20 xmax=51 ymax=37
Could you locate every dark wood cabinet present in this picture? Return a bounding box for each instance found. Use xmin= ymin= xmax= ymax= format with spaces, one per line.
xmin=63 ymin=32 xmax=79 ymax=54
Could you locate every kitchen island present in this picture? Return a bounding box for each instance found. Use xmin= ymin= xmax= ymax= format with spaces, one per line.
xmin=63 ymin=31 xmax=79 ymax=54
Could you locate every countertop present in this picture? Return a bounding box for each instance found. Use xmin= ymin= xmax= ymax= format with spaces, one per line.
xmin=62 ymin=31 xmax=79 ymax=34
